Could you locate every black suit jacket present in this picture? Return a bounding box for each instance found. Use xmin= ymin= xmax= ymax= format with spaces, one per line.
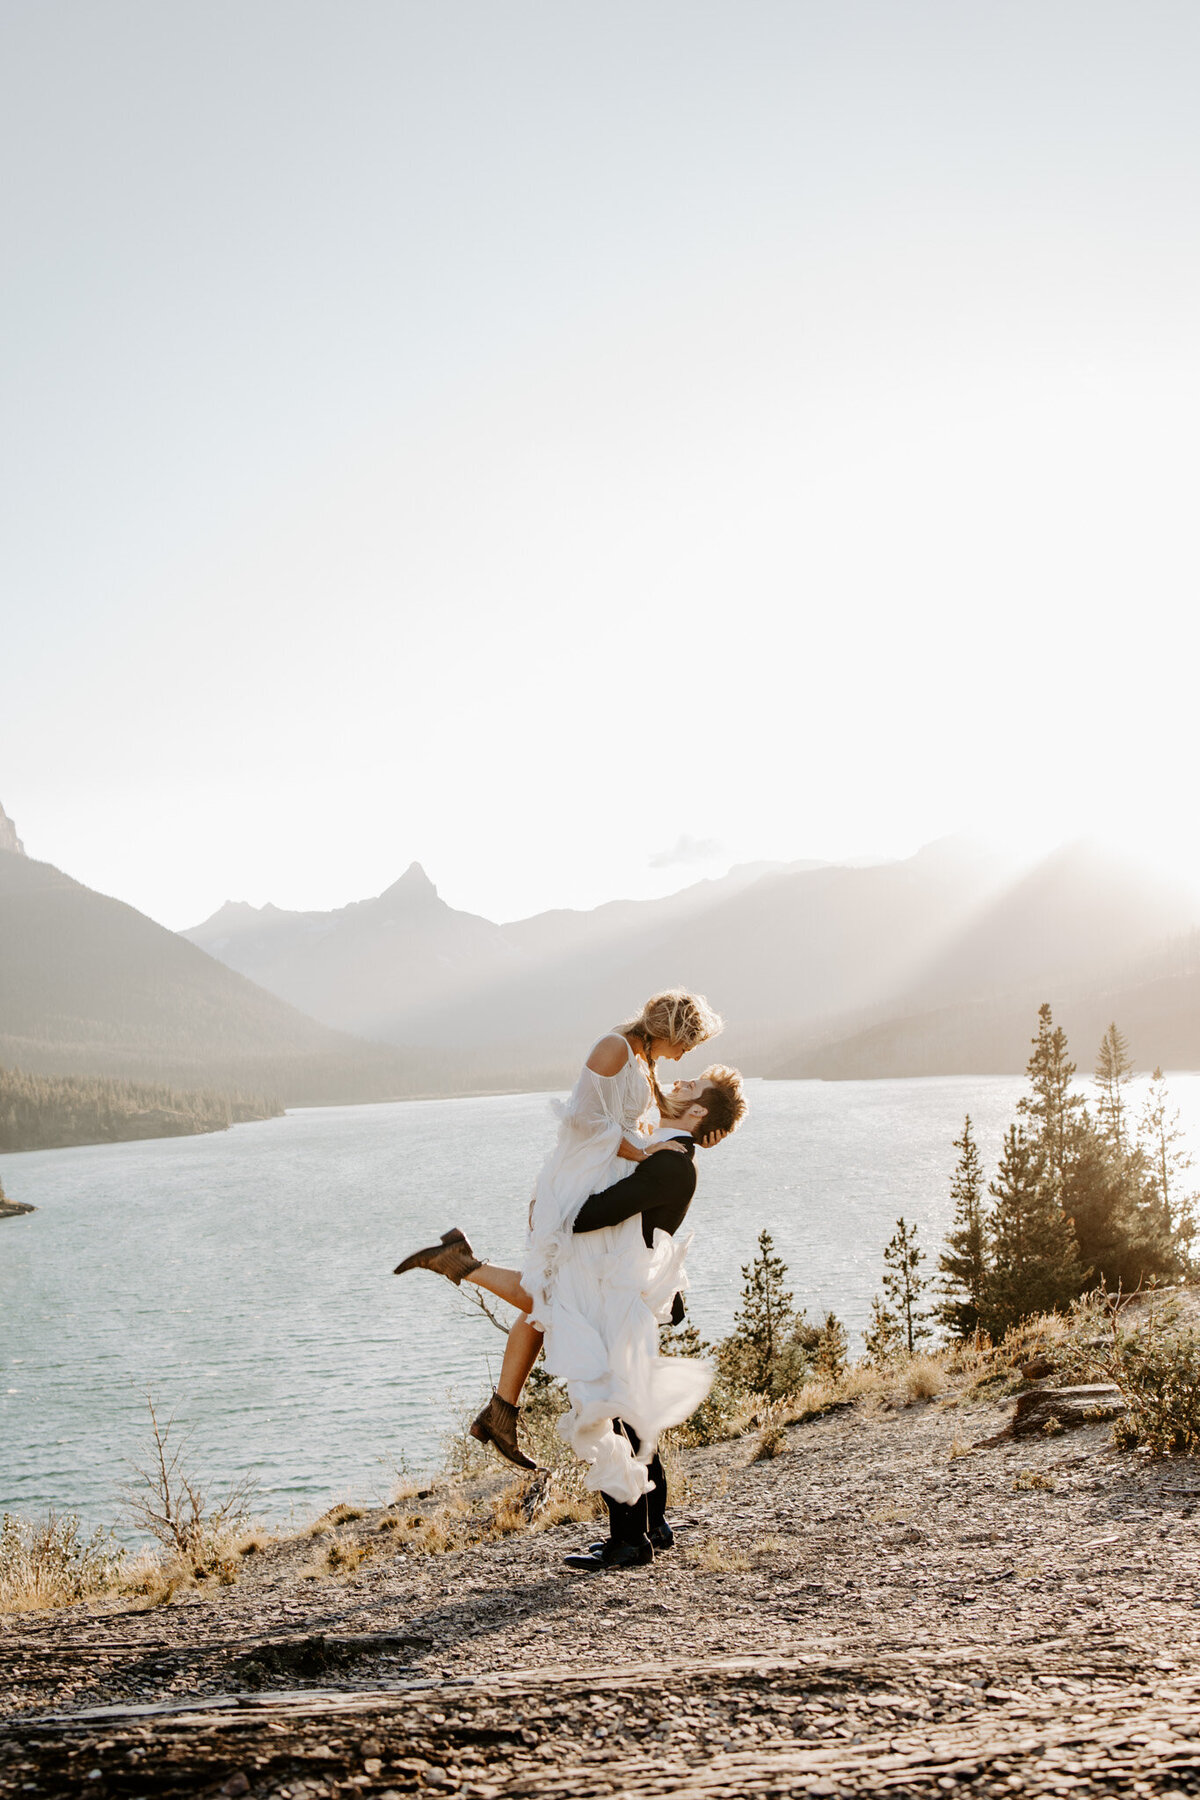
xmin=572 ymin=1136 xmax=697 ymax=1324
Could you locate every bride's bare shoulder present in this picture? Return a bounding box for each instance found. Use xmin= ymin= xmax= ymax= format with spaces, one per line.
xmin=585 ymin=1033 xmax=632 ymax=1076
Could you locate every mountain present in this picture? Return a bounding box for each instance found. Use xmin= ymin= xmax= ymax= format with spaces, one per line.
xmin=182 ymin=860 xmax=812 ymax=1052
xmin=185 ymin=862 xmax=526 ymax=1043
xmin=0 ymin=845 xmax=431 ymax=1105
xmin=0 ymin=800 xmax=24 ymax=856
xmin=184 ymin=840 xmax=1020 ymax=1082
xmin=184 ymin=836 xmax=1200 ymax=1084
xmin=772 ymin=842 xmax=1200 ymax=1077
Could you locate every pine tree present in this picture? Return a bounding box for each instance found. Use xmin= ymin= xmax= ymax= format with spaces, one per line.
xmin=1063 ymin=1114 xmax=1174 ymax=1290
xmin=882 ymin=1217 xmax=930 ymax=1354
xmin=936 ymin=1115 xmax=988 ymax=1339
xmin=1094 ymin=1022 xmax=1134 ymax=1154
xmin=1017 ymin=1003 xmax=1085 ymax=1187
xmin=1138 ymin=1068 xmax=1199 ymax=1271
xmin=980 ymin=1124 xmax=1084 ymax=1340
xmin=814 ymin=1311 xmax=849 ymax=1381
xmin=863 ymin=1295 xmax=903 ymax=1367
xmin=719 ymin=1229 xmax=816 ymax=1398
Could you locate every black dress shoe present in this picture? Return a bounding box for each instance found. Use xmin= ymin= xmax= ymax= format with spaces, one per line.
xmin=564 ymin=1536 xmax=653 ymax=1572
xmin=588 ymin=1524 xmax=674 ymax=1556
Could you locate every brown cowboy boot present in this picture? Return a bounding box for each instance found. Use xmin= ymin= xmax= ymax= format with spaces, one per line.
xmin=470 ymin=1392 xmax=537 ymax=1471
xmin=393 ymin=1227 xmax=482 ymax=1286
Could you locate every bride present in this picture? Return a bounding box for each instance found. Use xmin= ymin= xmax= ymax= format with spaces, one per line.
xmin=396 ymin=989 xmax=723 ymax=1500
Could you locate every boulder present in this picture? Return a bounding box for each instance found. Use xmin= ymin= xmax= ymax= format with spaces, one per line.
xmin=1011 ymin=1384 xmax=1126 ymax=1437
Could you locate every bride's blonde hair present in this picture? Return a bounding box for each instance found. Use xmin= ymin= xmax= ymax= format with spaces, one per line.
xmin=619 ymin=988 xmax=724 ymax=1113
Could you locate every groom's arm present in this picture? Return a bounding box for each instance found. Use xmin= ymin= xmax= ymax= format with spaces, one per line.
xmin=572 ymin=1150 xmax=694 ymax=1234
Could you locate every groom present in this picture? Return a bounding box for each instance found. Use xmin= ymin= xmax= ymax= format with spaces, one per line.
xmin=563 ymin=1066 xmax=746 ymax=1574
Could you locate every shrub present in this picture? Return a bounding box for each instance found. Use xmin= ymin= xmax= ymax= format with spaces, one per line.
xmin=0 ymin=1511 xmax=124 ymax=1611
xmin=902 ymin=1356 xmax=947 ymax=1403
xmin=1095 ymin=1320 xmax=1200 ymax=1455
xmin=660 ymin=1318 xmax=742 ymax=1446
xmin=121 ymin=1394 xmax=257 ymax=1575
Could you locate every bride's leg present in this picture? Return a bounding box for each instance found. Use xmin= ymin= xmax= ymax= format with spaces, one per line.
xmin=465 ymin=1263 xmax=534 ymax=1313
xmin=497 ymin=1316 xmax=544 ymax=1406
xmin=470 ymin=1316 xmax=545 ymax=1470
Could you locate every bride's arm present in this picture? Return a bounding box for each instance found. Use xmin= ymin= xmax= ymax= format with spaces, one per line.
xmin=578 ymin=1033 xmax=659 ymax=1161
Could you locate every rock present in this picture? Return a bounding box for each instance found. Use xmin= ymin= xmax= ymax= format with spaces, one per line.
xmin=1018 ymin=1356 xmax=1056 ymax=1381
xmin=1011 ymin=1384 xmax=1125 ymax=1437
xmin=0 ymin=801 xmax=25 ymax=856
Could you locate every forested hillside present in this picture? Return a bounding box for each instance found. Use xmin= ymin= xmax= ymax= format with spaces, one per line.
xmin=0 ymin=847 xmax=426 ymax=1105
xmin=0 ymin=1067 xmax=282 ymax=1152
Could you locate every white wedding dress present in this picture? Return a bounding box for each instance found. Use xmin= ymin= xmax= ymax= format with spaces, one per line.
xmin=520 ymin=1039 xmax=713 ymax=1506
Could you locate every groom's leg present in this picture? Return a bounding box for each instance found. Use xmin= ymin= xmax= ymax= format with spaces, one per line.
xmin=645 ymin=1448 xmax=668 ymax=1533
xmin=604 ymin=1421 xmax=651 ymax=1545
xmin=617 ymin=1422 xmax=670 ymax=1544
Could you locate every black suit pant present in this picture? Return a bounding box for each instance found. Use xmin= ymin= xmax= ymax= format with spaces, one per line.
xmin=603 ymin=1420 xmax=667 ymax=1545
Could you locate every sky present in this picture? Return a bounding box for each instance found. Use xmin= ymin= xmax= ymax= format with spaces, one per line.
xmin=3 ymin=1 xmax=1199 ymax=929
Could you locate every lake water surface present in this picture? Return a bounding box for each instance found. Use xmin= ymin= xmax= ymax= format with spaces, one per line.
xmin=4 ymin=1074 xmax=1199 ymax=1533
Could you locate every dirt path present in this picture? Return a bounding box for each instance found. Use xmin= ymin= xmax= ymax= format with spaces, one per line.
xmin=4 ymin=1380 xmax=1200 ymax=1795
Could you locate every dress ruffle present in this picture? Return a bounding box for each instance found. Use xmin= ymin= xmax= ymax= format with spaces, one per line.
xmin=544 ymin=1222 xmax=713 ymax=1507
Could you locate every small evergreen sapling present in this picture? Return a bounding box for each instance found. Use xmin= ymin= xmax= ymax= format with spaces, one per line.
xmin=813 ymin=1311 xmax=849 ymax=1381
xmin=1139 ymin=1067 xmax=1199 ymax=1271
xmin=863 ymin=1295 xmax=903 ymax=1366
xmin=718 ymin=1229 xmax=816 ymax=1398
xmin=1094 ymin=1022 xmax=1134 ymax=1155
xmin=936 ymin=1115 xmax=987 ymax=1340
xmin=881 ymin=1217 xmax=930 ymax=1355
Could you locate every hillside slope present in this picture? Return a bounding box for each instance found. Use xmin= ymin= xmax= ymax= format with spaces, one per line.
xmin=0 ymin=849 xmax=425 ymax=1105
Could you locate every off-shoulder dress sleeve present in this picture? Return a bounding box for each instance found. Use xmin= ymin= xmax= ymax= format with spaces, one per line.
xmin=555 ymin=1065 xmax=642 ymax=1159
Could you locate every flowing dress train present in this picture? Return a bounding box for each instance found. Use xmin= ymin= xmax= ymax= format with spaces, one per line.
xmin=520 ymin=1040 xmax=713 ymax=1506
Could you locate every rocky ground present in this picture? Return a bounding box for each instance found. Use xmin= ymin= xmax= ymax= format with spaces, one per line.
xmin=4 ymin=1370 xmax=1200 ymax=1797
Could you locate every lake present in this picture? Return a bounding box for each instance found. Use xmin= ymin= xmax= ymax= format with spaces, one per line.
xmin=3 ymin=1073 xmax=1198 ymax=1534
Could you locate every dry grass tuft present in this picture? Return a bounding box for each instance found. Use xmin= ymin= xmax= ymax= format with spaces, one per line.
xmin=749 ymin=1422 xmax=786 ymax=1462
xmin=325 ymin=1536 xmax=369 ymax=1572
xmin=947 ymin=1433 xmax=974 ymax=1461
xmin=902 ymin=1356 xmax=947 ymax=1403
xmin=785 ymin=1376 xmax=841 ymax=1422
xmin=686 ymin=1536 xmax=751 ymax=1574
xmin=0 ymin=1511 xmax=124 ymax=1614
xmin=839 ymin=1364 xmax=888 ymax=1405
xmin=120 ymin=1550 xmax=192 ymax=1608
xmin=315 ymin=1503 xmax=365 ymax=1528
xmin=233 ymin=1528 xmax=273 ymax=1558
xmin=1013 ymin=1469 xmax=1056 ymax=1492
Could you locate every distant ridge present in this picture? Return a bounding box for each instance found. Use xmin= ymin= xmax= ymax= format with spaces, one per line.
xmin=186 ymin=837 xmax=1200 ymax=1082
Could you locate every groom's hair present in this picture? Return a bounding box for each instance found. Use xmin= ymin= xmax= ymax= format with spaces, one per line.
xmin=696 ymin=1065 xmax=748 ymax=1138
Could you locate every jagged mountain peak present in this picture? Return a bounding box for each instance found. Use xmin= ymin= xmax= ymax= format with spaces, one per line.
xmin=0 ymin=800 xmax=25 ymax=856
xmin=377 ymin=862 xmax=439 ymax=906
